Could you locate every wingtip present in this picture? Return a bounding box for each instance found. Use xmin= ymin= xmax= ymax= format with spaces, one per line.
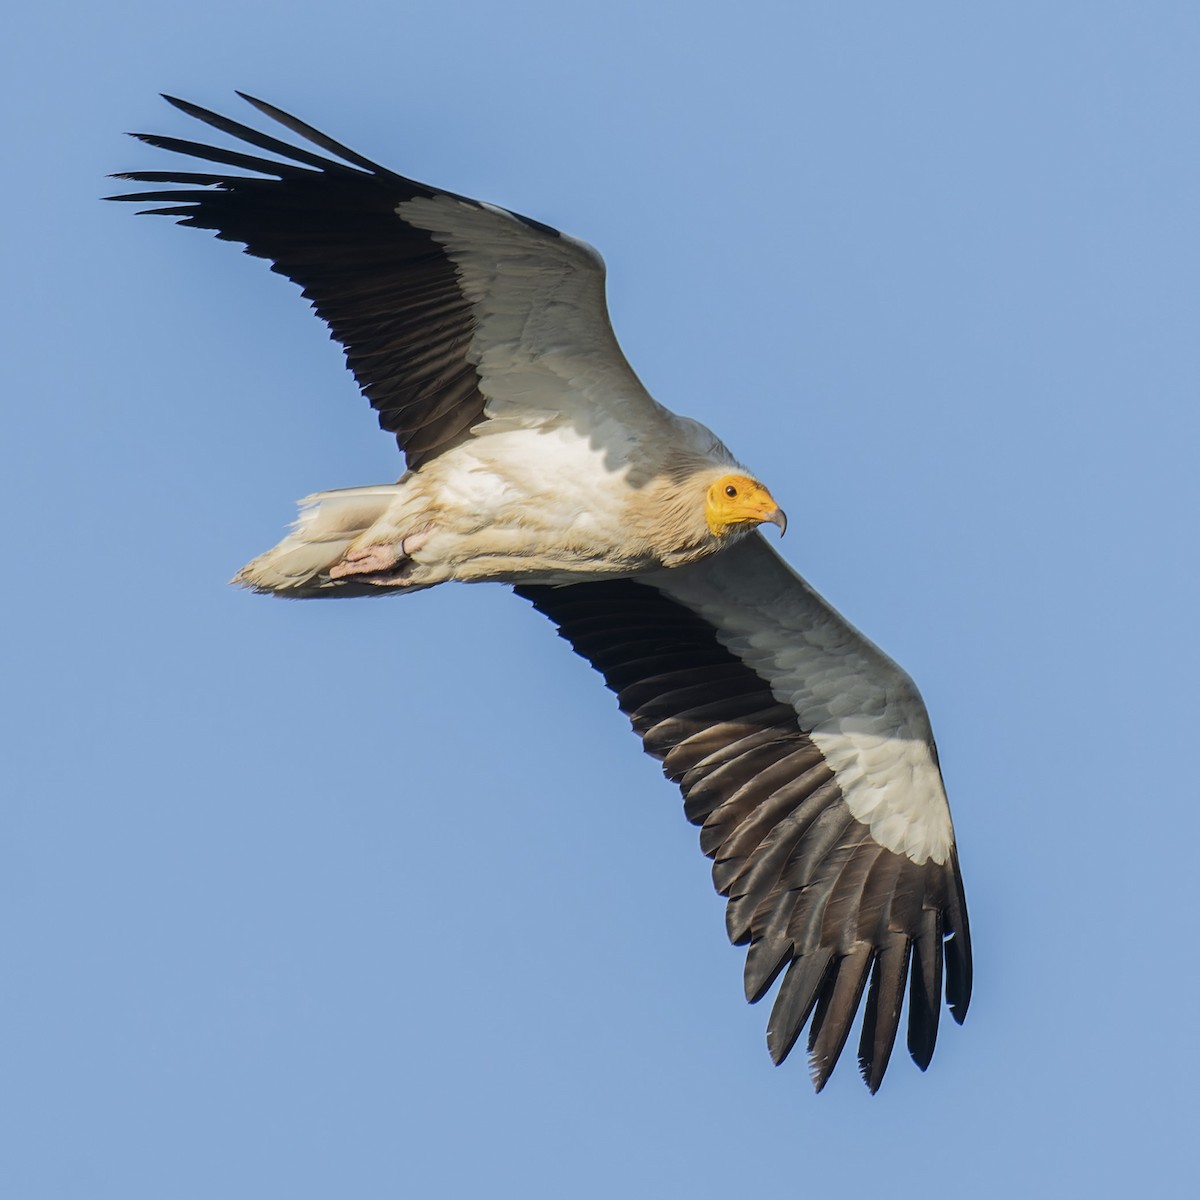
xmin=909 ymin=1039 xmax=935 ymax=1072
xmin=858 ymin=1049 xmax=887 ymax=1094
xmin=235 ymin=91 xmax=283 ymax=121
xmin=765 ymin=1023 xmax=799 ymax=1067
xmin=944 ymin=929 xmax=973 ymax=1025
xmin=160 ymin=94 xmax=205 ymax=120
xmin=809 ymin=1058 xmax=833 ymax=1093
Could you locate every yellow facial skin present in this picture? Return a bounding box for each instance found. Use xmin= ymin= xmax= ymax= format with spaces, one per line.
xmin=705 ymin=474 xmax=788 ymax=538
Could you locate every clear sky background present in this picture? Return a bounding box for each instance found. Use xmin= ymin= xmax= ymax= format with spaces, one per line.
xmin=3 ymin=2 xmax=1198 ymax=1197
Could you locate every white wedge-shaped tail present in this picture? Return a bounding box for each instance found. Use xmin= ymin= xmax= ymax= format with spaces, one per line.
xmin=234 ymin=485 xmax=407 ymax=596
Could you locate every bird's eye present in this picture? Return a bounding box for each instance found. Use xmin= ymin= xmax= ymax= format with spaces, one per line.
xmin=725 ymin=485 xmax=738 ymax=498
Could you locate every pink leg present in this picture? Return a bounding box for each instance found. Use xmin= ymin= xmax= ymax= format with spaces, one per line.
xmin=328 ymin=543 xmax=404 ymax=580
xmin=327 ymin=528 xmax=434 ymax=583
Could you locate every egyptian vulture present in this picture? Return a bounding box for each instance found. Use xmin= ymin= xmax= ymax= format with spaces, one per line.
xmin=112 ymin=94 xmax=972 ymax=1092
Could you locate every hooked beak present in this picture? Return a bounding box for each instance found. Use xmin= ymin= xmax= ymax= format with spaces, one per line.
xmin=763 ymin=506 xmax=787 ymax=536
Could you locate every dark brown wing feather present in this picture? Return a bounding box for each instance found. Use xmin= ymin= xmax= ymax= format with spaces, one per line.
xmin=109 ymin=95 xmax=552 ymax=468
xmin=518 ymin=578 xmax=971 ymax=1093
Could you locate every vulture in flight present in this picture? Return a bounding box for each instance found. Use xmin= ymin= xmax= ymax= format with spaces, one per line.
xmin=112 ymin=94 xmax=972 ymax=1092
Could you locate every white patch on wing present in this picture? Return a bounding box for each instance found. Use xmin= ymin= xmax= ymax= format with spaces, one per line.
xmin=648 ymin=536 xmax=955 ymax=866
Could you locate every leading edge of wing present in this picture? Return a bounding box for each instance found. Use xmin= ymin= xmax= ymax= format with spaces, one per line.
xmin=518 ymin=537 xmax=970 ymax=1092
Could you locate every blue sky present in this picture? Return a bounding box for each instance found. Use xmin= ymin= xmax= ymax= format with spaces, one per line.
xmin=4 ymin=2 xmax=1198 ymax=1196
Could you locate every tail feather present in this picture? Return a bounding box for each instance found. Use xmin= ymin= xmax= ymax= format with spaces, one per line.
xmin=234 ymin=485 xmax=414 ymax=597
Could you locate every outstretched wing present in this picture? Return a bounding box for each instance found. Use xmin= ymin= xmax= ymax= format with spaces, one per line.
xmin=518 ymin=534 xmax=971 ymax=1092
xmin=110 ymin=94 xmax=671 ymax=469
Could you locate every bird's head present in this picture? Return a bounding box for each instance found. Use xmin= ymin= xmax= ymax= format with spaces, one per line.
xmin=704 ymin=474 xmax=787 ymax=538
